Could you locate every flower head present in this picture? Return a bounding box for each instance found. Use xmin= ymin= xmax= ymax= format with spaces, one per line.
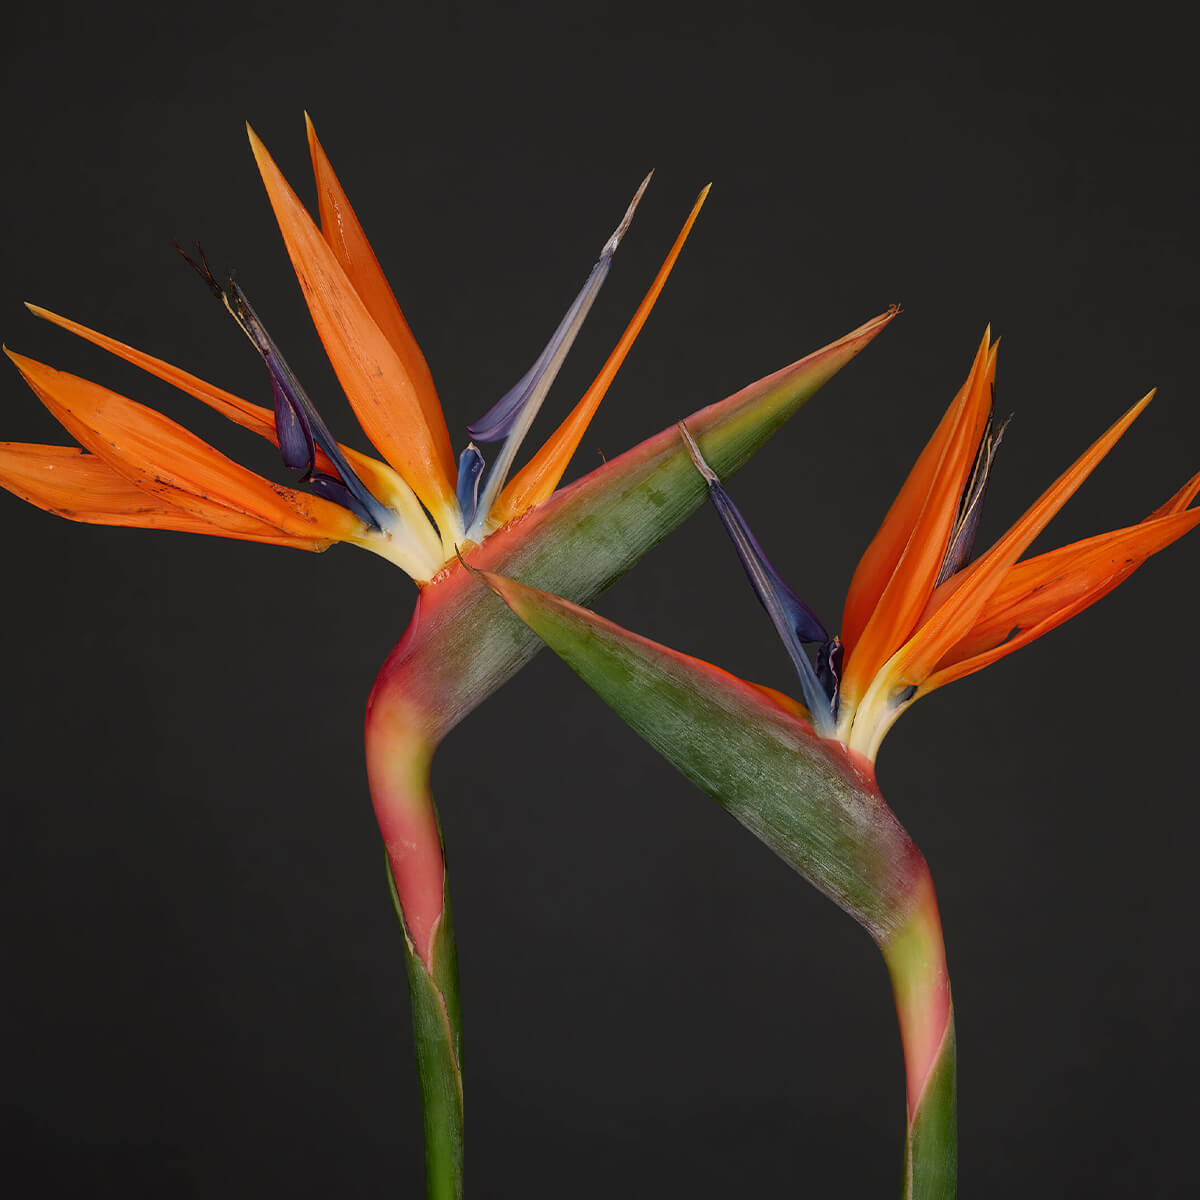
xmin=680 ymin=329 xmax=1200 ymax=760
xmin=2 ymin=119 xmax=707 ymax=584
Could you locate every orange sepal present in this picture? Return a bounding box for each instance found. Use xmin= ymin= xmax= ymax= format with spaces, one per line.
xmin=305 ymin=115 xmax=445 ymax=449
xmin=26 ymin=303 xmax=278 ymax=442
xmin=247 ymin=126 xmax=458 ymax=527
xmin=892 ymin=389 xmax=1156 ymax=688
xmin=489 ymin=184 xmax=710 ymax=525
xmin=6 ymin=349 xmax=362 ymax=543
xmin=0 ymin=441 xmax=331 ymax=549
xmin=26 ymin=303 xmax=423 ymax=512
xmin=840 ymin=333 xmax=996 ymax=704
xmin=841 ymin=331 xmax=995 ymax=655
xmin=1147 ymin=469 xmax=1200 ymax=519
xmin=921 ymin=504 xmax=1200 ymax=691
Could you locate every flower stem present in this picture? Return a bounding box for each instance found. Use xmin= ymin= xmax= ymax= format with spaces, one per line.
xmin=387 ymin=854 xmax=464 ymax=1200
xmin=881 ymin=868 xmax=957 ymax=1200
xmin=366 ymin=671 xmax=464 ymax=1199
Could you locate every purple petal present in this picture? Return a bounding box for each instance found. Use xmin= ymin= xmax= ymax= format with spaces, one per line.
xmin=466 ymin=360 xmax=542 ymax=444
xmin=456 ymin=443 xmax=485 ymax=525
xmin=678 ymin=422 xmax=836 ymax=736
xmin=935 ymin=410 xmax=1009 ymax=585
xmin=306 ymin=472 xmax=376 ymax=527
xmin=815 ymin=637 xmax=843 ymax=718
xmin=220 ymin=280 xmax=392 ymax=531
xmin=270 ymin=375 xmax=316 ymax=471
xmin=465 ymin=174 xmax=653 ymax=539
xmin=467 ymin=172 xmax=652 ymax=446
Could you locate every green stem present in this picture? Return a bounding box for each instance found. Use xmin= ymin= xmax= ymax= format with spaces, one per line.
xmin=387 ymin=853 xmax=465 ymax=1200
xmin=881 ymin=870 xmax=957 ymax=1200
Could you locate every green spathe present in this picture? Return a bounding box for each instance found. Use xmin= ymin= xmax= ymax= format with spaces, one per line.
xmin=472 ymin=567 xmax=957 ymax=1198
xmin=470 ymin=569 xmax=926 ymax=939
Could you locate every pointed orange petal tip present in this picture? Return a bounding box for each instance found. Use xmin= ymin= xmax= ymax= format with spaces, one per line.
xmin=247 ymin=122 xmax=460 ymax=534
xmin=6 ymin=347 xmax=361 ymax=543
xmin=23 ymin=301 xmax=283 ymax=444
xmin=922 ymin=504 xmax=1200 ymax=693
xmin=302 ymin=110 xmax=445 ymax=447
xmin=0 ymin=441 xmax=332 ymax=550
xmin=5 ymin=344 xmax=33 ymax=373
xmin=840 ymin=329 xmax=997 ymax=703
xmin=840 ymin=318 xmax=974 ymax=655
xmin=1152 ymin=468 xmax=1200 ymax=517
xmin=892 ymin=387 xmax=1157 ymax=688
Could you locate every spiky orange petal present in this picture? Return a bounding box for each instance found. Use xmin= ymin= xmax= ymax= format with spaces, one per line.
xmin=305 ymin=115 xmax=446 ymax=450
xmin=0 ymin=441 xmax=331 ymax=548
xmin=839 ymin=333 xmax=996 ymax=704
xmin=920 ymin=505 xmax=1200 ymax=691
xmin=247 ymin=126 xmax=459 ymax=530
xmin=840 ymin=332 xmax=995 ymax=655
xmin=26 ymin=303 xmax=279 ymax=441
xmin=25 ymin=303 xmax=442 ymax=560
xmin=1148 ymin=469 xmax=1200 ymax=519
xmin=934 ymin=473 xmax=1200 ymax=666
xmin=488 ymin=184 xmax=711 ymax=526
xmin=6 ymin=350 xmax=362 ymax=542
xmin=890 ymin=390 xmax=1155 ymax=687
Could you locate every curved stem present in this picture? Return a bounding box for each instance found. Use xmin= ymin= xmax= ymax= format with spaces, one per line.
xmin=881 ymin=868 xmax=957 ymax=1200
xmin=367 ymin=656 xmax=464 ymax=1199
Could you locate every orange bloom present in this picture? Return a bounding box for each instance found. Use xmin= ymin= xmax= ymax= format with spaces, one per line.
xmin=2 ymin=119 xmax=707 ymax=585
xmin=683 ymin=329 xmax=1200 ymax=760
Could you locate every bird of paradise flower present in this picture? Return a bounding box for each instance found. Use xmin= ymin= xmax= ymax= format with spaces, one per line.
xmin=1 ymin=116 xmax=896 ymax=1197
xmin=474 ymin=329 xmax=1199 ymax=1199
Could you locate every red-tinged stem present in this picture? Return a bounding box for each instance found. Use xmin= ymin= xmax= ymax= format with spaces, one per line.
xmin=365 ymin=589 xmax=467 ymax=1200
xmin=365 ymin=651 xmax=444 ymax=968
xmin=886 ymin=871 xmax=951 ymax=1112
xmin=880 ymin=864 xmax=957 ymax=1200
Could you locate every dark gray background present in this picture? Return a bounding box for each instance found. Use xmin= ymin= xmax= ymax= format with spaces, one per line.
xmin=3 ymin=4 xmax=1197 ymax=1195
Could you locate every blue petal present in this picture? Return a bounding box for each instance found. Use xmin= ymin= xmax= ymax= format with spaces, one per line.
xmin=815 ymin=637 xmax=843 ymax=719
xmin=307 ymin=472 xmax=376 ymax=526
xmin=456 ymin=443 xmax=486 ymax=526
xmin=224 ymin=282 xmax=394 ymax=532
xmin=466 ymin=360 xmax=542 ymax=444
xmin=269 ymin=375 xmax=316 ymax=472
xmin=678 ymin=422 xmax=836 ymax=737
xmin=465 ymin=173 xmax=653 ymax=537
xmin=466 ymin=173 xmax=652 ymax=446
xmin=936 ymin=411 xmax=1009 ymax=585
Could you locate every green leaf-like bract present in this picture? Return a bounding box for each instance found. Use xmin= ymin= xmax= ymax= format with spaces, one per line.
xmin=475 ymin=572 xmax=959 ymax=1197
xmin=472 ymin=573 xmax=927 ymax=941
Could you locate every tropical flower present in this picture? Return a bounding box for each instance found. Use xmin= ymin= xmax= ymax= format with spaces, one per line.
xmin=2 ymin=117 xmax=897 ymax=1197
xmin=1 ymin=118 xmax=709 ymax=952
xmin=679 ymin=328 xmax=1200 ymax=761
xmin=1 ymin=121 xmax=703 ymax=582
xmin=471 ymin=329 xmax=1198 ymax=1199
